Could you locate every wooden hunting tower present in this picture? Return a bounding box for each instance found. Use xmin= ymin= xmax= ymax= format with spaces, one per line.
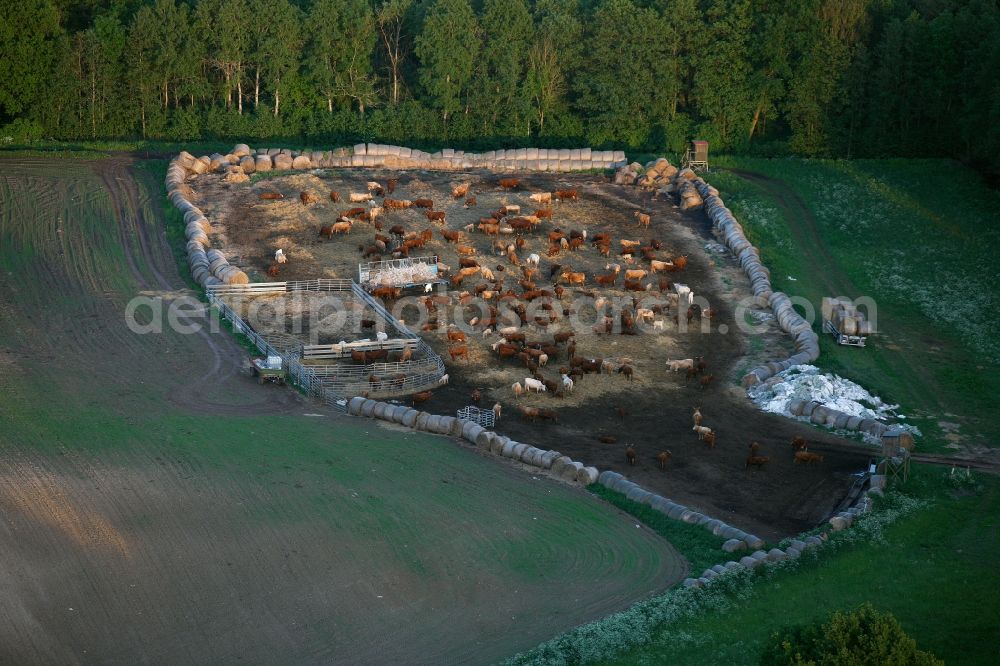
xmin=684 ymin=140 xmax=709 ymax=172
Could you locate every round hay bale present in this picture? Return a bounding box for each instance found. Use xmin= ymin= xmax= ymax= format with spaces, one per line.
xmin=520 ymin=446 xmax=542 ymax=465
xmin=449 ymin=418 xmax=466 ymax=437
xmin=510 ymin=442 xmax=529 ymax=460
xmin=825 ymin=410 xmax=843 ymax=427
xmin=785 ymin=546 xmax=801 ymax=559
xmin=255 ymin=154 xmax=272 ymax=171
xmin=646 ymin=495 xmax=668 ymax=511
xmin=223 ymin=269 xmax=249 ymax=285
xmin=665 ymin=503 xmax=687 ymax=520
xmin=743 ymin=535 xmax=765 ymax=550
xmin=829 ymin=515 xmax=849 ymax=531
xmin=437 ymin=416 xmax=456 ymax=435
xmin=347 ymin=396 xmax=366 ymax=415
xmin=598 ymin=470 xmax=623 ymax=487
xmin=560 ymin=460 xmax=584 ymax=482
xmin=292 ymin=155 xmax=311 ymax=170
xmin=490 ymin=436 xmax=508 ymax=456
xmin=722 ymin=538 xmax=746 ymax=553
xmin=372 ymin=402 xmax=391 ymax=420
xmin=626 ymin=486 xmax=651 ymax=504
xmin=704 ymin=519 xmax=724 ymax=535
xmin=239 ymin=156 xmax=256 ymax=174
xmin=576 ymin=466 xmax=599 ymax=485
xmin=801 ymin=401 xmax=820 ymax=417
xmin=767 ymin=548 xmax=787 ymax=562
xmin=424 ymin=414 xmax=442 ymax=432
xmin=786 ymin=399 xmax=807 ymax=416
xmin=845 ymin=415 xmax=863 ymax=430
xmin=540 ymin=450 xmax=561 ymax=469
xmin=462 ymin=422 xmax=484 ymax=442
xmin=390 ymin=405 xmax=409 ymax=423
xmin=176 ymin=151 xmax=196 ymax=169
xmin=273 ymin=153 xmax=293 ymax=170
xmin=414 ymin=411 xmax=432 ymax=431
xmin=680 ymin=510 xmax=702 ymax=524
xmin=232 ymin=144 xmax=251 ymax=157
xmin=186 ymin=239 xmax=206 ymax=254
xmin=810 ymin=407 xmax=830 ymax=424
xmin=720 ymin=526 xmax=745 ymax=541
xmin=550 ymin=456 xmax=574 ymax=476
xmin=401 ymin=409 xmax=419 ymax=428
xmin=501 ymin=440 xmax=519 ymax=458
xmin=475 ymin=429 xmax=494 ymax=449
xmin=610 ymin=478 xmax=634 ymax=495
xmin=360 ymin=399 xmax=378 ymax=417
xmin=191 ymin=266 xmax=210 ymax=284
xmin=189 ymin=158 xmax=208 ymax=175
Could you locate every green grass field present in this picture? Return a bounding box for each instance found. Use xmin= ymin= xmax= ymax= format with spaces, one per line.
xmin=600 ymin=465 xmax=1000 ymax=665
xmin=709 ymin=157 xmax=1000 ymax=453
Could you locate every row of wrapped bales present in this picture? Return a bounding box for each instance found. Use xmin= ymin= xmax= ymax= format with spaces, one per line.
xmin=597 ymin=470 xmax=765 ymax=552
xmin=165 ymin=152 xmax=249 ymax=287
xmin=786 ymin=399 xmax=889 ymax=438
xmin=685 ymin=490 xmax=877 ymax=589
xmin=688 ymin=176 xmax=820 ymax=385
xmin=344 ymin=397 xmax=600 ymax=485
xmin=229 ymin=144 xmax=627 ymax=173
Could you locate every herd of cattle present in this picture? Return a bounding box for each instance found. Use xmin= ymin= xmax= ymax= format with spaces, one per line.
xmin=252 ymin=173 xmax=827 ymax=474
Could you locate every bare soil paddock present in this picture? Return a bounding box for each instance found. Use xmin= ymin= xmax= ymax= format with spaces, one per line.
xmin=199 ymin=168 xmax=872 ymax=541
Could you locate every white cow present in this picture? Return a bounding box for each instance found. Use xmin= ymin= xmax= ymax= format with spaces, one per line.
xmin=524 ymin=377 xmax=547 ymax=393
xmin=274 ymin=248 xmax=287 ymax=264
xmin=561 ymin=374 xmax=574 ymax=392
xmin=667 ymin=358 xmax=695 ymax=372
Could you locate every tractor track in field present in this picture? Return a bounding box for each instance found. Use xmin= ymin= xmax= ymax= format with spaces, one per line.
xmin=93 ymin=156 xmax=306 ymax=416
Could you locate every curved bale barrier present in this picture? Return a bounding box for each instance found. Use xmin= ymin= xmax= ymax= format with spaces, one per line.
xmin=595 ymin=470 xmax=764 ymax=550
xmin=683 ymin=174 xmax=820 ymax=386
xmin=166 ymin=143 xmax=629 ymax=289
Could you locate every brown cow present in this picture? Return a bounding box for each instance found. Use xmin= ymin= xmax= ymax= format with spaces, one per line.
xmin=657 ymin=451 xmax=672 ymax=469
xmin=329 ymin=191 xmax=341 ymax=202
xmin=426 ymin=210 xmax=447 ymax=222
xmin=626 ymin=446 xmax=637 ymax=465
xmin=440 ymin=229 xmax=462 ymax=243
xmin=554 ymin=189 xmax=578 ymax=201
xmin=260 ymin=191 xmax=283 ymax=200
xmin=413 ymin=198 xmax=433 ymax=209
xmin=448 ymin=345 xmax=469 ymax=361
xmin=412 ymin=391 xmax=433 ymax=405
xmin=746 ymin=455 xmax=769 ymax=471
xmin=794 ymin=451 xmax=824 ymax=464
xmin=300 ymin=191 xmax=319 ymax=205
xmin=498 ymin=178 xmax=520 ymax=190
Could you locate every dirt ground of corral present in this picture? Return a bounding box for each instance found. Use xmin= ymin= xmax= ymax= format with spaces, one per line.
xmin=198 ymin=168 xmax=874 ymax=541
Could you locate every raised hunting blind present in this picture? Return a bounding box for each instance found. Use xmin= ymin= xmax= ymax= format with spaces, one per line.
xmin=683 ymin=140 xmax=709 ymax=172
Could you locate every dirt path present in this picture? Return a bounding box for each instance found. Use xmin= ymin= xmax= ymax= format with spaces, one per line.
xmin=92 ymin=156 xmax=305 ymax=416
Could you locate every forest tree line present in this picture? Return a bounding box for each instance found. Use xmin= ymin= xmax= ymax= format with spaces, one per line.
xmin=1 ymin=0 xmax=998 ymax=171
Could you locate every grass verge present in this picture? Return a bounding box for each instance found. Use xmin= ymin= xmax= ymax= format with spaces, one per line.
xmin=588 ymin=485 xmax=730 ymax=576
